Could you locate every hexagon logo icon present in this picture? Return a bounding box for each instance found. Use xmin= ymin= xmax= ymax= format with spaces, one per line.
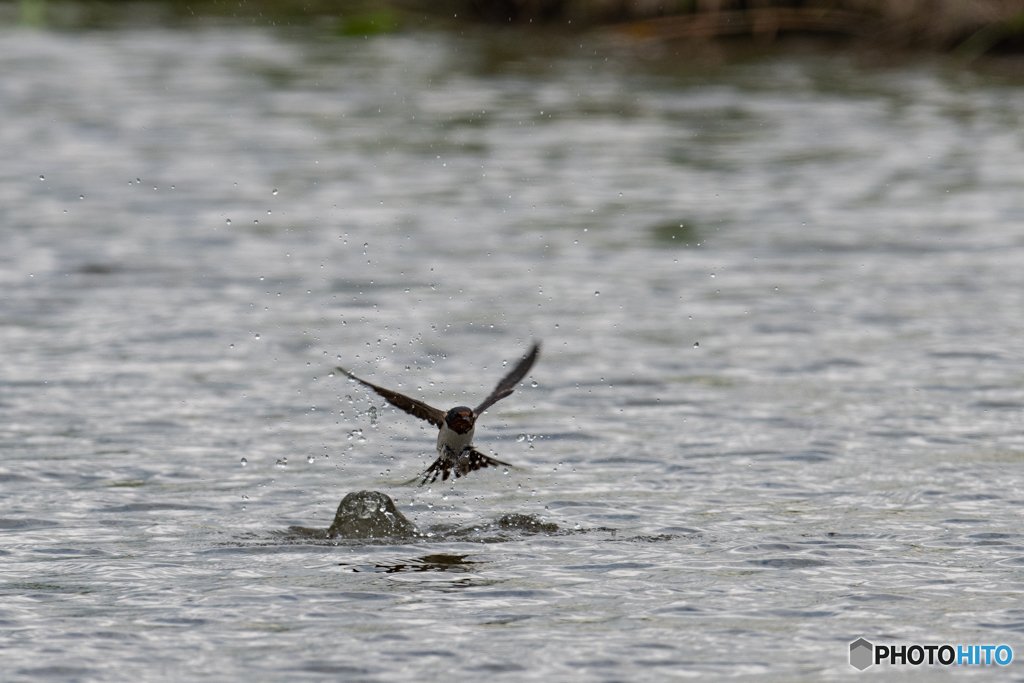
xmin=850 ymin=638 xmax=873 ymax=670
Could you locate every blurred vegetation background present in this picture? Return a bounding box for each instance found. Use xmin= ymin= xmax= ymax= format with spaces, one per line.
xmin=4 ymin=0 xmax=1024 ymax=60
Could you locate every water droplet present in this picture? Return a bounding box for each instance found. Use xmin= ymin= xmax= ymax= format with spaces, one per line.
xmin=240 ymin=457 xmax=248 ymax=466
xmin=254 ymin=333 xmax=260 ymax=339
xmin=307 ymin=455 xmax=315 ymax=464
xmin=693 ymin=341 xmax=699 ymax=348
xmin=276 ymin=458 xmax=287 ymax=468
xmin=272 ymin=189 xmax=278 ymax=195
xmin=516 ymin=434 xmax=527 ymax=443
xmin=38 ymin=175 xmax=44 ymax=181
xmin=253 ymin=220 xmax=258 ymax=224
xmin=531 ymin=380 xmax=538 ymax=387
xmin=226 ymin=219 xmax=232 ymax=225
xmin=710 ymin=273 xmax=715 ymax=278
xmin=594 ymin=291 xmax=600 ymax=296
xmin=79 ymin=195 xmax=84 ymax=200
xmin=242 ymin=494 xmax=249 ymax=500
xmin=368 ymin=405 xmax=378 ymax=426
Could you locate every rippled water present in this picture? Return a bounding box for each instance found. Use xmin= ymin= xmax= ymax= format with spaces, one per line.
xmin=2 ymin=21 xmax=1024 ymax=681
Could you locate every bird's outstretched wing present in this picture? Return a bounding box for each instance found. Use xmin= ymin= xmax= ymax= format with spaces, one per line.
xmin=474 ymin=342 xmax=540 ymax=416
xmin=335 ymin=367 xmax=445 ymax=428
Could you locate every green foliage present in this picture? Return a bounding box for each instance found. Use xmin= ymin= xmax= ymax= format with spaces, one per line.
xmin=337 ymin=8 xmax=401 ymax=35
xmin=19 ymin=0 xmax=47 ymax=26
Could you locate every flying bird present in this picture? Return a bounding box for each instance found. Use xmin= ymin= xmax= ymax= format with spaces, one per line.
xmin=335 ymin=343 xmax=540 ymax=485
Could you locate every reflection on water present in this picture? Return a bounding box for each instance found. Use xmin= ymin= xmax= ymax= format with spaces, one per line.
xmin=341 ymin=553 xmax=479 ymax=573
xmin=1 ymin=19 xmax=1024 ymax=681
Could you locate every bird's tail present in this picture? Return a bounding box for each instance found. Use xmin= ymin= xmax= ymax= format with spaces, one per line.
xmin=408 ymin=448 xmax=512 ymax=486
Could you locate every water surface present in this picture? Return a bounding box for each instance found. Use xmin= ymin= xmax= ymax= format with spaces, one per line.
xmin=2 ymin=23 xmax=1024 ymax=681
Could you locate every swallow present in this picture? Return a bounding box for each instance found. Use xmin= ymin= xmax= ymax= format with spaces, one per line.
xmin=335 ymin=343 xmax=540 ymax=485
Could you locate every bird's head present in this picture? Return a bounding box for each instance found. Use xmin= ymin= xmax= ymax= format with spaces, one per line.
xmin=445 ymin=406 xmax=475 ymax=434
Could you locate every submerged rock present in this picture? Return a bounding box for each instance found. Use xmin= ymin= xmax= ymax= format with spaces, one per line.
xmin=495 ymin=513 xmax=558 ymax=534
xmin=327 ymin=491 xmax=419 ymax=539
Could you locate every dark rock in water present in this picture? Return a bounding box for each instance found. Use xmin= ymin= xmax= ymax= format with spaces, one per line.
xmin=495 ymin=513 xmax=558 ymax=534
xmin=327 ymin=491 xmax=419 ymax=539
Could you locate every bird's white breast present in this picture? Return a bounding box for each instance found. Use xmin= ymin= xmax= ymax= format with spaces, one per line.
xmin=437 ymin=423 xmax=474 ymax=457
